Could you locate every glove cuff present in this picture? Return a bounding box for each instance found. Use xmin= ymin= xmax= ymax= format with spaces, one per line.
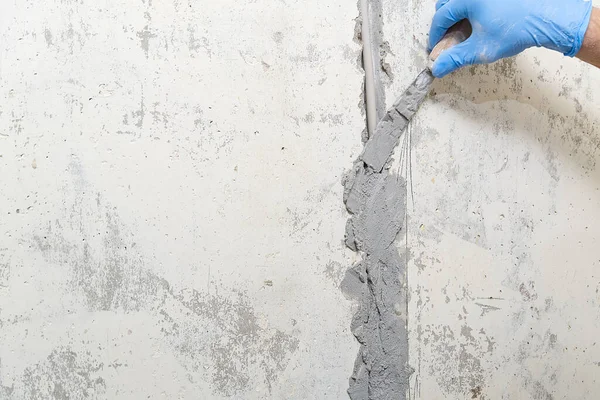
xmin=565 ymin=1 xmax=593 ymax=57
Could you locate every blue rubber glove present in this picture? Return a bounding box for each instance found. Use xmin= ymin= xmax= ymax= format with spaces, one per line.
xmin=429 ymin=0 xmax=593 ymax=78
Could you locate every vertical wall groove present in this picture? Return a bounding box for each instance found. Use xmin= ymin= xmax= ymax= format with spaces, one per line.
xmin=342 ymin=1 xmax=411 ymax=399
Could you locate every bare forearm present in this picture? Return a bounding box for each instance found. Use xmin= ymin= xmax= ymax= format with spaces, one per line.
xmin=577 ymin=7 xmax=600 ymax=68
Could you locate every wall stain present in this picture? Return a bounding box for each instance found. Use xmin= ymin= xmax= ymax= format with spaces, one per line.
xmin=432 ymin=56 xmax=600 ymax=174
xmin=150 ymin=102 xmax=170 ymax=128
xmin=27 ymin=161 xmax=298 ymax=397
xmin=324 ymin=260 xmax=345 ymax=286
xmin=421 ymin=323 xmax=491 ymax=397
xmin=10 ymin=347 xmax=106 ymax=400
xmin=44 ymin=29 xmax=53 ymax=47
xmin=159 ymin=288 xmax=300 ymax=396
xmin=132 ymin=93 xmax=145 ymax=128
xmin=0 ymin=250 xmax=10 ymax=288
xmin=319 ymin=113 xmax=344 ymax=127
xmin=136 ymin=25 xmax=156 ymax=58
xmin=0 ymin=358 xmax=15 ymax=397
xmin=58 ymin=20 xmax=90 ymax=56
xmin=187 ymin=24 xmax=211 ymax=57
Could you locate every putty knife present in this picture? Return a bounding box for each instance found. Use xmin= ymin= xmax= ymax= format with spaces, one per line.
xmin=362 ymin=20 xmax=472 ymax=172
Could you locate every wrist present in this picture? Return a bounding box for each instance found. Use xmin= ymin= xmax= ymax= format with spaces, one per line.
xmin=566 ymin=2 xmax=594 ymax=57
xmin=577 ymin=7 xmax=600 ymax=63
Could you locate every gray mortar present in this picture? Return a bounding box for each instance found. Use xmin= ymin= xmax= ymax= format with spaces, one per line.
xmin=342 ymin=159 xmax=410 ymax=400
xmin=344 ymin=7 xmax=435 ymax=395
xmin=342 ymin=96 xmax=420 ymax=400
xmin=362 ymin=69 xmax=434 ymax=172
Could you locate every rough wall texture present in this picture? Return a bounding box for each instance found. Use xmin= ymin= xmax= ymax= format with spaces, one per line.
xmin=0 ymin=0 xmax=363 ymax=398
xmin=3 ymin=0 xmax=600 ymax=399
xmin=380 ymin=0 xmax=600 ymax=399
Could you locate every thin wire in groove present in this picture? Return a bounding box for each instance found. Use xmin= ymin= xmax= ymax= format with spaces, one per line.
xmin=409 ymin=122 xmax=415 ymax=210
xmin=404 ymin=126 xmax=411 ymax=400
xmin=403 ymin=126 xmax=409 ymax=299
xmin=397 ymin=129 xmax=407 ymax=180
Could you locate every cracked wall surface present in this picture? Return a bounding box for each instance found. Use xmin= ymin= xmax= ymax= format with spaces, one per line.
xmin=0 ymin=0 xmax=363 ymax=398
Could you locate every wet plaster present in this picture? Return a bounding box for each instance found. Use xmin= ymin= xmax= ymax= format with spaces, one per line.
xmin=342 ymin=74 xmax=433 ymax=396
xmin=342 ymin=6 xmax=428 ymax=398
xmin=343 ymin=1 xmax=440 ymax=396
xmin=362 ymin=69 xmax=434 ymax=172
xmin=342 ymin=161 xmax=409 ymax=400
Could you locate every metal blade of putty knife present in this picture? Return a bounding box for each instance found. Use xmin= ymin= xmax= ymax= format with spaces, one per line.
xmin=361 ymin=20 xmax=472 ymax=172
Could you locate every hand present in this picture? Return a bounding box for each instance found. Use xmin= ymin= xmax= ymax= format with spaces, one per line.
xmin=428 ymin=0 xmax=593 ymax=78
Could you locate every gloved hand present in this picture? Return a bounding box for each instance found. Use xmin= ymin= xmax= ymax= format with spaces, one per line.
xmin=429 ymin=0 xmax=593 ymax=78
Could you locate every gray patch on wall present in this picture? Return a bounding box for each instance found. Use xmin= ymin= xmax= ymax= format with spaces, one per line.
xmin=342 ymin=162 xmax=410 ymax=400
xmin=341 ymin=2 xmax=413 ymax=398
xmin=9 ymin=347 xmax=106 ymax=399
xmin=26 ymin=159 xmax=299 ymax=397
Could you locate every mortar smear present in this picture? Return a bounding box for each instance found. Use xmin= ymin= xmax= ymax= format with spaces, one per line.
xmin=342 ymin=1 xmax=418 ymax=398
xmin=342 ymin=161 xmax=410 ymax=400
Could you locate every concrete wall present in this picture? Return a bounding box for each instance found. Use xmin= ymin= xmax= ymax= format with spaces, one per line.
xmin=384 ymin=1 xmax=600 ymax=399
xmin=1 ymin=0 xmax=600 ymax=399
xmin=0 ymin=0 xmax=362 ymax=398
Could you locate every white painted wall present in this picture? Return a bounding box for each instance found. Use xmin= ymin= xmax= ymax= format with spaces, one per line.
xmin=2 ymin=0 xmax=600 ymax=399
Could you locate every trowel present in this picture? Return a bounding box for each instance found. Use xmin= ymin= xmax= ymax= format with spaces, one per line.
xmin=361 ymin=20 xmax=472 ymax=172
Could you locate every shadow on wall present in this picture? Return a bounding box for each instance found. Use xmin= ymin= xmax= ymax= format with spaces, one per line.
xmin=430 ymin=57 xmax=600 ymax=176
